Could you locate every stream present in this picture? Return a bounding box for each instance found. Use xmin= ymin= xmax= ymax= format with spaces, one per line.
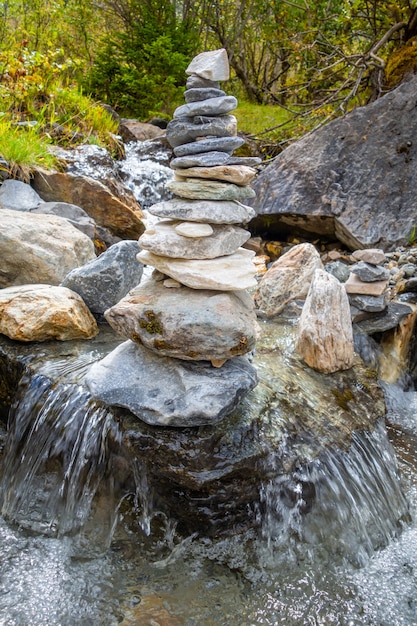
xmin=0 ymin=374 xmax=416 ymax=625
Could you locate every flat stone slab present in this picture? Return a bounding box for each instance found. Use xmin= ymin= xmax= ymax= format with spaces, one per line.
xmin=165 ymin=115 xmax=237 ymax=148
xmin=186 ymin=75 xmax=220 ymax=90
xmin=166 ymin=179 xmax=256 ymax=201
xmin=104 ymin=279 xmax=258 ymax=361
xmin=174 ymin=96 xmax=237 ymax=119
xmin=170 ymin=151 xmax=231 ymax=169
xmin=352 ymin=249 xmax=386 ymax=265
xmin=184 ymin=87 xmax=226 ymax=103
xmin=186 ymin=48 xmax=230 ymax=82
xmin=137 ymin=248 xmax=257 ymax=291
xmin=354 ymin=302 xmax=413 ymax=334
xmin=173 ymin=136 xmax=245 ymax=157
xmin=148 ymin=198 xmax=256 ymax=224
xmin=174 ymin=165 xmax=257 ymax=186
xmin=138 ymin=220 xmax=250 ymax=259
xmin=344 ymin=273 xmax=389 ymax=296
xmin=85 ymin=340 xmax=257 ymax=427
xmin=349 ymin=293 xmax=389 ymax=312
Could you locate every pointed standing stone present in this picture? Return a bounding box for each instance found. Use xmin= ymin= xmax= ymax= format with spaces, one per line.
xmin=185 ymin=48 xmax=230 ymax=81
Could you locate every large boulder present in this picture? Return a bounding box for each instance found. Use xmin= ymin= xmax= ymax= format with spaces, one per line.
xmin=31 ymin=170 xmax=145 ymax=239
xmin=0 ymin=284 xmax=98 ymax=341
xmin=0 ymin=209 xmax=96 ymax=288
xmin=250 ymin=76 xmax=417 ymax=251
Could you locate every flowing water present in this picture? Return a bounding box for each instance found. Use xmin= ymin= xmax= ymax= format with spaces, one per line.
xmin=0 ymin=360 xmax=416 ymax=625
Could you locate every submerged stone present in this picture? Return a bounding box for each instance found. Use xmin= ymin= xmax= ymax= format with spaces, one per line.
xmin=138 ymin=220 xmax=250 ymax=259
xmin=173 ymin=136 xmax=245 ymax=157
xmin=85 ymin=340 xmax=257 ymax=427
xmin=174 ymin=96 xmax=237 ymax=119
xmin=104 ymin=280 xmax=259 ymax=361
xmin=137 ymin=248 xmax=257 ymax=291
xmin=148 ymin=198 xmax=256 ymax=224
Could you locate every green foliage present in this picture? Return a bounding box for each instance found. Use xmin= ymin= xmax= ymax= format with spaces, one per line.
xmin=86 ymin=0 xmax=198 ymax=118
xmin=0 ymin=117 xmax=58 ymax=181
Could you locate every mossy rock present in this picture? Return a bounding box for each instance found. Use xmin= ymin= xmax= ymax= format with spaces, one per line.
xmin=385 ymin=36 xmax=417 ymax=88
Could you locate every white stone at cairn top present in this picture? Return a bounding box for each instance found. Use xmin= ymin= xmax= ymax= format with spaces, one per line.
xmin=185 ymin=48 xmax=230 ymax=81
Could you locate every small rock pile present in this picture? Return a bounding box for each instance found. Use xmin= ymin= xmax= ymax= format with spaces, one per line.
xmin=344 ymin=248 xmax=391 ymax=321
xmin=86 ymin=49 xmax=260 ymax=427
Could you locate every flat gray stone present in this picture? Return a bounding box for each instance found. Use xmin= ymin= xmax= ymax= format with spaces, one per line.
xmin=170 ymin=151 xmax=231 ymax=169
xmin=349 ymin=293 xmax=389 ymax=312
xmin=173 ymin=136 xmax=245 ymax=157
xmin=352 ymin=249 xmax=386 ymax=265
xmin=186 ymin=49 xmax=229 ymax=82
xmin=174 ymin=96 xmax=237 ymax=119
xmin=174 ymin=164 xmax=257 ymax=186
xmin=148 ymin=198 xmax=256 ymax=224
xmin=61 ymin=241 xmax=144 ymax=314
xmin=184 ymin=87 xmax=226 ymax=102
xmin=138 ymin=220 xmax=250 ymax=259
xmin=105 ymin=280 xmax=258 ymax=361
xmin=0 ymin=179 xmax=41 ymax=211
xmin=186 ymin=75 xmax=220 ymax=90
xmin=166 ymin=115 xmax=237 ymax=148
xmin=354 ymin=302 xmax=413 ymax=334
xmin=351 ymin=261 xmax=390 ymax=282
xmin=227 ymin=156 xmax=263 ymax=166
xmin=85 ymin=340 xmax=258 ymax=427
xmin=166 ymin=179 xmax=256 ymax=201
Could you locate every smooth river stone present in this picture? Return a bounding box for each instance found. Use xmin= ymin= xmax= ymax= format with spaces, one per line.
xmin=174 ymin=96 xmax=238 ymax=119
xmin=85 ymin=340 xmax=258 ymax=427
xmin=170 ymin=151 xmax=231 ymax=169
xmin=186 ymin=75 xmax=220 ymax=90
xmin=148 ymin=198 xmax=256 ymax=224
xmin=173 ymin=136 xmax=245 ymax=157
xmin=138 ymin=220 xmax=250 ymax=259
xmin=166 ymin=179 xmax=256 ymax=201
xmin=186 ymin=48 xmax=230 ymax=81
xmin=174 ymin=222 xmax=213 ymax=237
xmin=104 ymin=279 xmax=259 ymax=361
xmin=166 ymin=115 xmax=237 ymax=148
xmin=184 ymin=87 xmax=226 ymax=103
xmin=137 ymin=248 xmax=257 ymax=291
xmin=174 ymin=165 xmax=257 ymax=186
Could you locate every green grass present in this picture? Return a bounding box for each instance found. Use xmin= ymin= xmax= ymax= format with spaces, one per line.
xmin=0 ymin=118 xmax=58 ymax=182
xmin=234 ymin=101 xmax=292 ymax=140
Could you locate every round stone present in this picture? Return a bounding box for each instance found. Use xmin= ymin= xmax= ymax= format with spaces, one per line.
xmin=175 ymin=222 xmax=214 ymax=238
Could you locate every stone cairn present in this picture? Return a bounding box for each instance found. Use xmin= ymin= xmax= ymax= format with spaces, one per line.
xmin=345 ymin=248 xmax=391 ymax=320
xmin=87 ymin=49 xmax=261 ymax=428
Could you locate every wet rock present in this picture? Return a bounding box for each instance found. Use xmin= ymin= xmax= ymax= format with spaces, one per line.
xmin=165 ymin=115 xmax=237 ymax=148
xmin=351 ymin=261 xmax=390 ymax=282
xmin=85 ymin=340 xmax=258 ymax=427
xmin=61 ymin=241 xmax=144 ymax=315
xmin=174 ymin=164 xmax=257 ymax=186
xmin=173 ymin=135 xmax=244 ymax=157
xmin=105 ymin=280 xmax=259 ymax=361
xmin=0 ymin=209 xmax=95 ymax=288
xmin=166 ymin=179 xmax=255 ymax=201
xmin=31 ymin=170 xmax=145 ymax=240
xmin=254 ymin=243 xmax=323 ymax=317
xmin=0 ymin=284 xmax=98 ymax=341
xmin=31 ymin=201 xmax=97 ymax=240
xmin=354 ymin=302 xmax=413 ymax=334
xmin=148 ymin=198 xmax=255 ymax=224
xmin=250 ymin=77 xmax=417 ymax=251
xmin=0 ymin=179 xmax=41 ymax=210
xmin=137 ymin=248 xmax=257 ymax=291
xmin=174 ymin=95 xmax=237 ymax=118
xmin=296 ymin=269 xmax=354 ymax=373
xmin=118 ymin=119 xmax=165 ymax=143
xmin=138 ymin=220 xmax=250 ymax=259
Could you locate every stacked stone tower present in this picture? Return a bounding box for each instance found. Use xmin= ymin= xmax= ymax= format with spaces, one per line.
xmin=87 ymin=49 xmax=260 ymax=427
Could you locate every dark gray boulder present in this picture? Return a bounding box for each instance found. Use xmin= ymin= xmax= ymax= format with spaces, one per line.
xmin=61 ymin=240 xmax=143 ymax=315
xmin=250 ymin=76 xmax=417 ymax=251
